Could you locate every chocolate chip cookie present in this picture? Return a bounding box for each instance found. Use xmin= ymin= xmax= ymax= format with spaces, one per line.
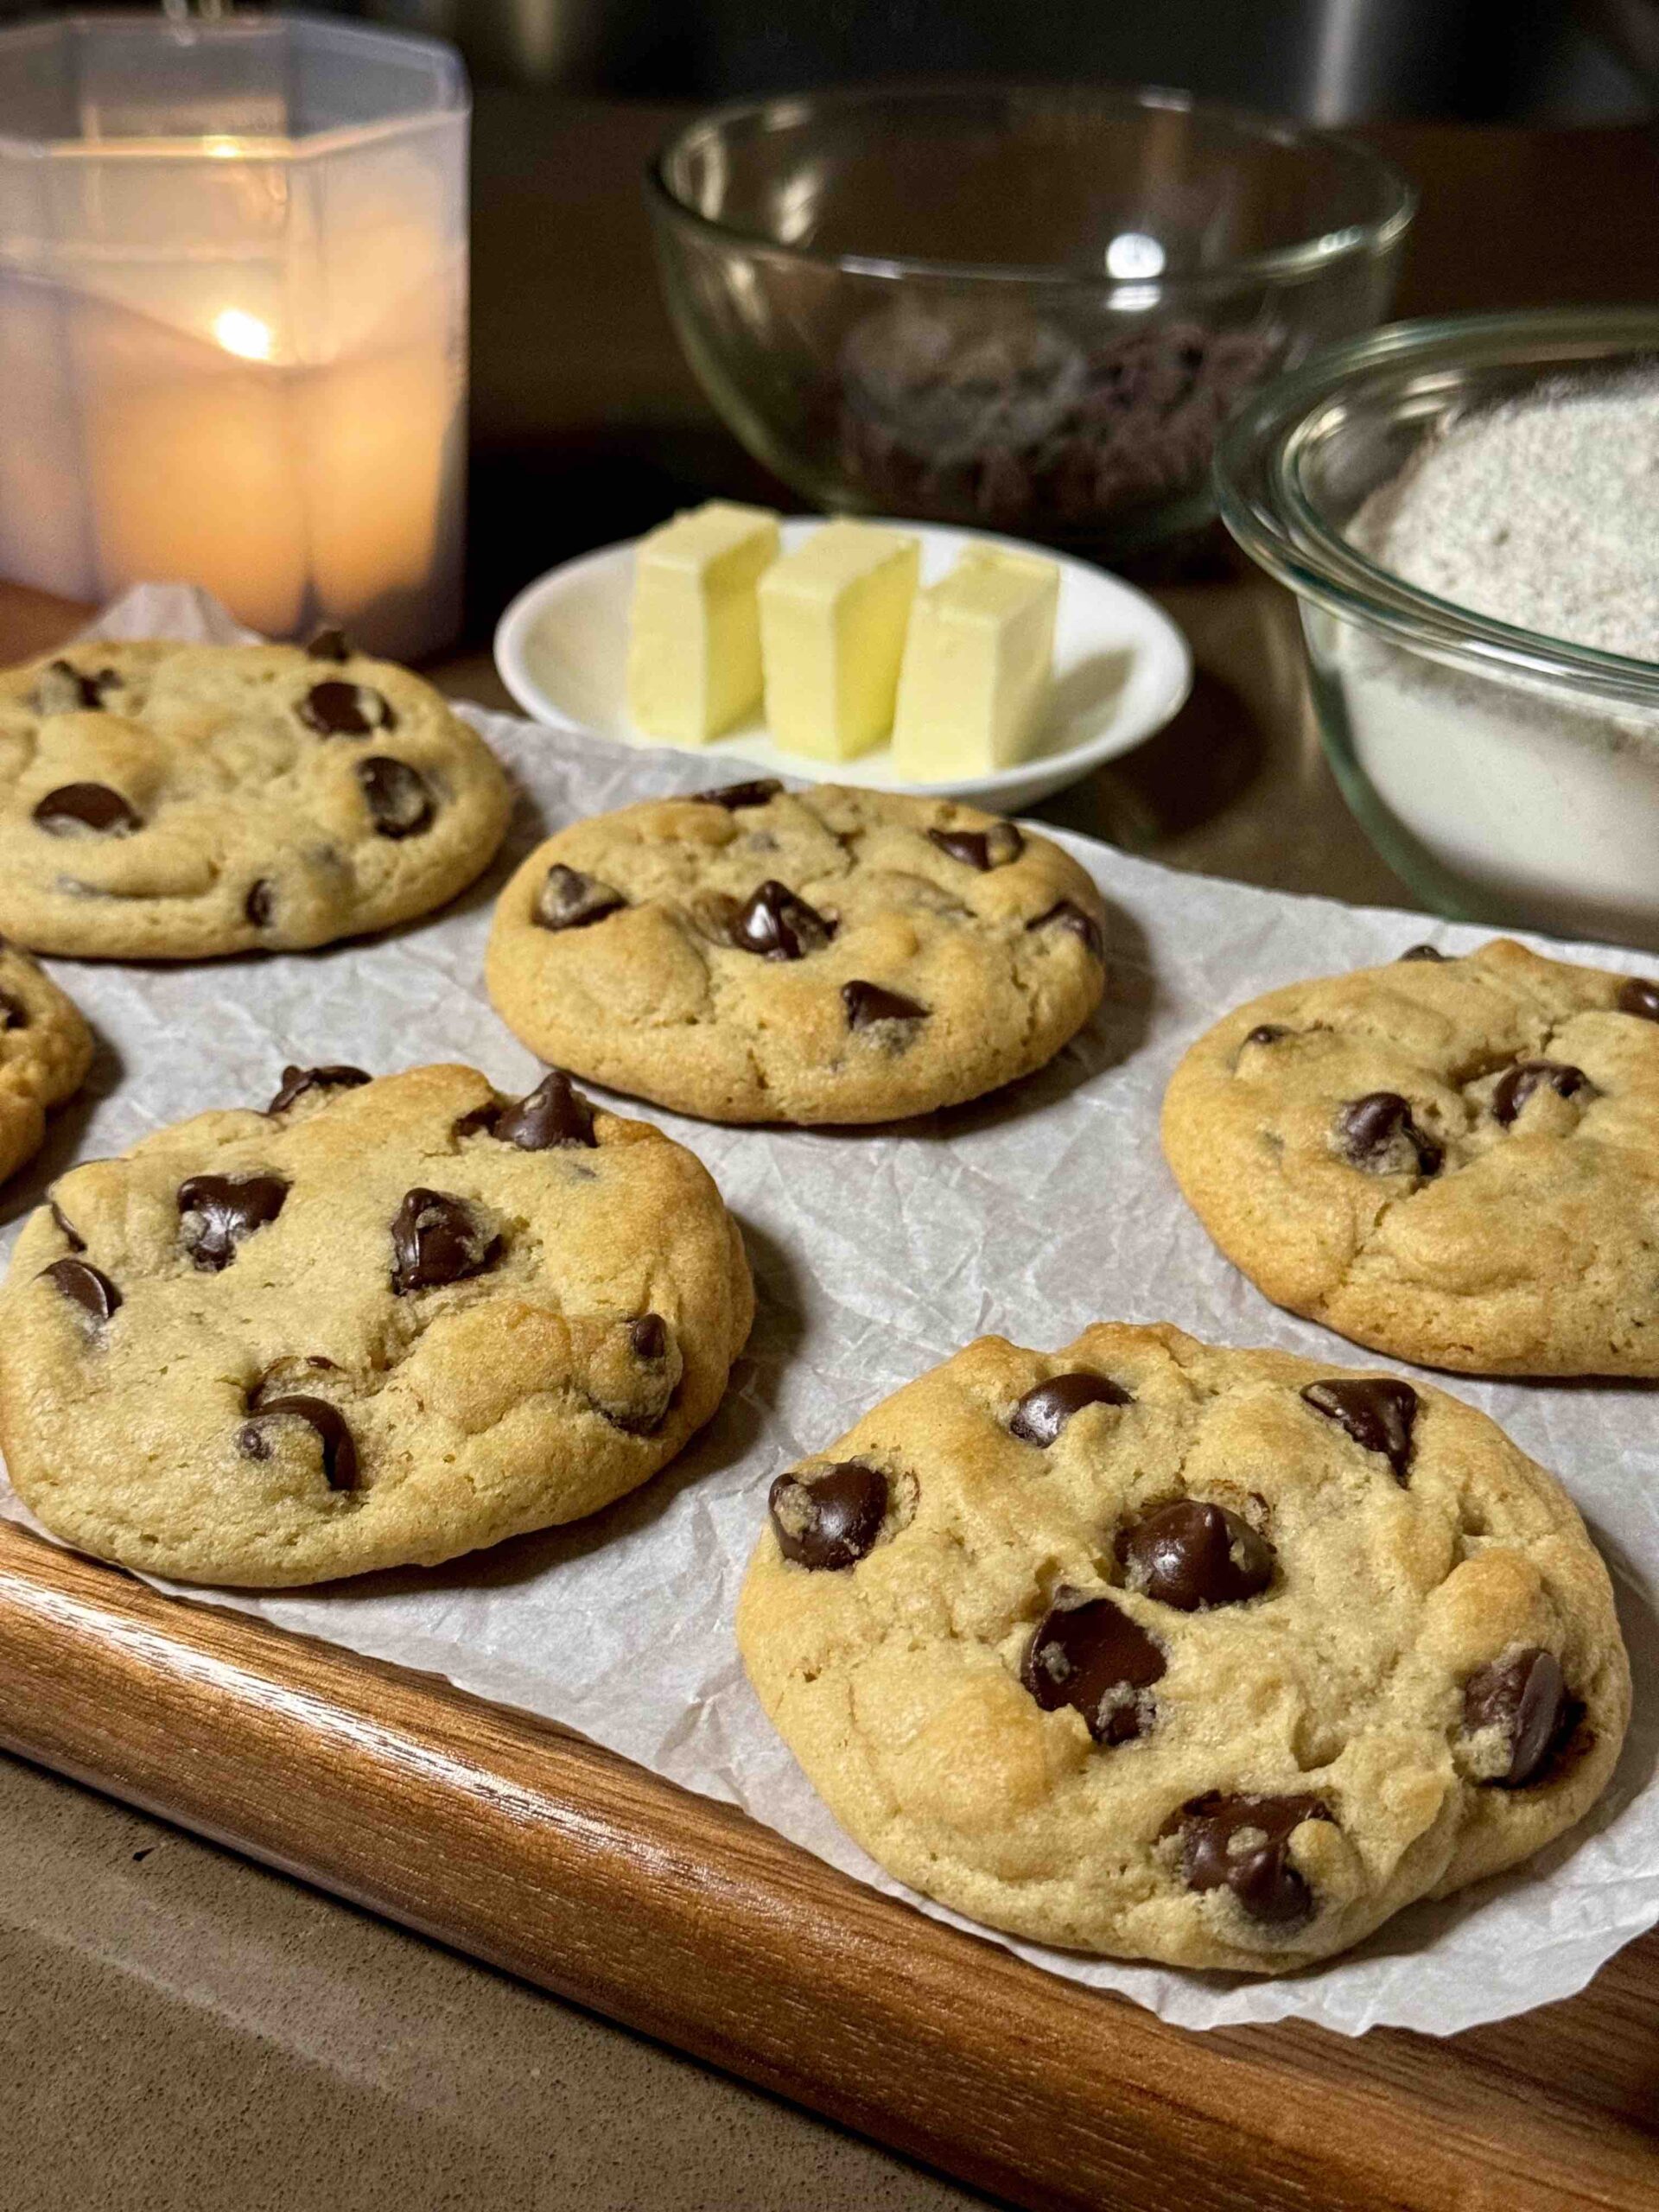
xmin=1162 ymin=938 xmax=1659 ymax=1376
xmin=485 ymin=782 xmax=1107 ymax=1124
xmin=0 ymin=938 xmax=94 ymax=1185
xmin=736 ymin=1323 xmax=1628 ymax=1971
xmin=0 ymin=1063 xmax=753 ymax=1585
xmin=0 ymin=639 xmax=512 ymax=959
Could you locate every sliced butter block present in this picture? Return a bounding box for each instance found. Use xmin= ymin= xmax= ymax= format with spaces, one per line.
xmin=626 ymin=501 xmax=780 ymax=743
xmin=890 ymin=547 xmax=1059 ymax=779
xmin=758 ymin=520 xmax=920 ymax=761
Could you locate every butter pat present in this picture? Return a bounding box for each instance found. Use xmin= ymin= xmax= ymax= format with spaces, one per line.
xmin=891 ymin=547 xmax=1059 ymax=778
xmin=758 ymin=521 xmax=920 ymax=760
xmin=626 ymin=501 xmax=780 ymax=742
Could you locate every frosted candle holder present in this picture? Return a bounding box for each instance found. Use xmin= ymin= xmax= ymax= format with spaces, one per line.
xmin=0 ymin=11 xmax=468 ymax=658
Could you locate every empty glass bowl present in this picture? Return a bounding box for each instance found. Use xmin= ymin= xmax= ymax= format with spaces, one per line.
xmin=648 ymin=85 xmax=1414 ymax=555
xmin=1216 ymin=308 xmax=1659 ymax=950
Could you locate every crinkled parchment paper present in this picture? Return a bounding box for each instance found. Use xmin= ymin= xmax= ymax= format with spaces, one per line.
xmin=2 ymin=584 xmax=1655 ymax=2036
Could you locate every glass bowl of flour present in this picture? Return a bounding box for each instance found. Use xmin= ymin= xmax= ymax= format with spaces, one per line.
xmin=1216 ymin=308 xmax=1659 ymax=949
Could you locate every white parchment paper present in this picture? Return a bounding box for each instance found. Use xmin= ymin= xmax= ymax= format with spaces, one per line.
xmin=2 ymin=584 xmax=1655 ymax=2037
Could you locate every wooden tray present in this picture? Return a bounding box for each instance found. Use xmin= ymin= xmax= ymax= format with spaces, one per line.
xmin=0 ymin=1516 xmax=1653 ymax=2209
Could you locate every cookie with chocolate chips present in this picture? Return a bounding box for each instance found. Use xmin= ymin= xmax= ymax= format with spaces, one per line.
xmin=1162 ymin=938 xmax=1659 ymax=1376
xmin=0 ymin=938 xmax=94 ymax=1185
xmin=0 ymin=639 xmax=512 ymax=959
xmin=736 ymin=1322 xmax=1628 ymax=1971
xmin=484 ymin=783 xmax=1106 ymax=1124
xmin=0 ymin=1064 xmax=752 ymax=1585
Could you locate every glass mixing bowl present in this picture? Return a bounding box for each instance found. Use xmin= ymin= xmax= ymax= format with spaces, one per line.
xmin=1217 ymin=308 xmax=1659 ymax=950
xmin=648 ymin=85 xmax=1414 ymax=556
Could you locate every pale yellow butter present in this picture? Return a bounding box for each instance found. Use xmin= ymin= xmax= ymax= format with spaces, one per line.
xmin=758 ymin=520 xmax=920 ymax=761
xmin=890 ymin=547 xmax=1059 ymax=778
xmin=626 ymin=500 xmax=780 ymax=742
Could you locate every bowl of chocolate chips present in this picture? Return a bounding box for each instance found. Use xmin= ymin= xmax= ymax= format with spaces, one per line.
xmin=648 ymin=85 xmax=1413 ymax=556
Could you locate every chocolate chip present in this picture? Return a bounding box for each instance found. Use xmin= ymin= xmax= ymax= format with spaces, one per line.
xmin=1009 ymin=1371 xmax=1131 ymax=1447
xmin=1399 ymin=944 xmax=1446 ymax=962
xmin=491 ymin=1070 xmax=598 ymax=1151
xmin=732 ymin=880 xmax=834 ymax=960
xmin=768 ymin=1461 xmax=889 ymax=1570
xmin=1021 ymin=1590 xmax=1165 ymax=1745
xmin=32 ymin=659 xmax=118 ymax=714
xmin=1463 ymin=1648 xmax=1579 ymax=1788
xmin=0 ymin=988 xmax=27 ymax=1031
xmin=1167 ymin=1793 xmax=1332 ymax=1924
xmin=240 ymin=1395 xmax=359 ymax=1491
xmin=177 ymin=1173 xmax=289 ymax=1273
xmin=1492 ymin=1059 xmax=1595 ymax=1126
xmin=33 ymin=783 xmax=143 ymax=837
xmin=1116 ymin=1500 xmax=1275 ymax=1611
xmin=48 ymin=1199 xmax=86 ymax=1253
xmin=696 ymin=779 xmax=782 ymax=810
xmin=1616 ymin=977 xmax=1659 ymax=1022
xmin=40 ymin=1255 xmax=120 ymax=1323
xmin=927 ymin=823 xmax=1025 ymax=871
xmin=1301 ymin=1376 xmax=1419 ymax=1484
xmin=245 ymin=879 xmax=273 ymax=929
xmin=1333 ymin=1092 xmax=1442 ymax=1177
xmin=842 ymin=980 xmax=928 ymax=1029
xmin=629 ymin=1313 xmax=667 ymax=1360
xmin=357 ymin=757 xmax=433 ymax=838
xmin=1026 ymin=899 xmax=1103 ymax=962
xmin=267 ymin=1065 xmax=370 ymax=1115
xmin=390 ymin=1188 xmax=499 ymax=1294
xmin=534 ymin=864 xmax=627 ymax=932
xmin=299 ymin=679 xmax=395 ymax=736
xmin=1241 ymin=1024 xmax=1287 ymax=1049
xmin=306 ymin=627 xmax=352 ymax=663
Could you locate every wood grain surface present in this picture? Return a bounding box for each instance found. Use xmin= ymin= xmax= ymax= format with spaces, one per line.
xmin=0 ymin=1518 xmax=1652 ymax=2212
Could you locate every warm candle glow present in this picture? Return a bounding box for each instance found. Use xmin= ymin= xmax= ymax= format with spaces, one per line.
xmin=213 ymin=308 xmax=274 ymax=362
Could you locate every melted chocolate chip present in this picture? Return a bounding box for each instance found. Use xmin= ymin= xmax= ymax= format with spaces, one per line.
xmin=306 ymin=627 xmax=352 ymax=663
xmin=390 ymin=1188 xmax=499 ymax=1294
xmin=1333 ymin=1092 xmax=1442 ymax=1177
xmin=245 ymin=879 xmax=274 ymax=929
xmin=1116 ymin=1500 xmax=1275 ymax=1611
xmin=1463 ymin=1648 xmax=1578 ymax=1788
xmin=534 ymin=864 xmax=627 ymax=932
xmin=1492 ymin=1059 xmax=1595 ymax=1127
xmin=732 ymin=880 xmax=834 ymax=960
xmin=48 ymin=1199 xmax=86 ymax=1253
xmin=1301 ymin=1376 xmax=1419 ymax=1484
xmin=32 ymin=659 xmax=118 ymax=714
xmin=1400 ymin=944 xmax=1446 ymax=963
xmin=1026 ymin=899 xmax=1103 ymax=962
xmin=40 ymin=1255 xmax=120 ymax=1323
xmin=240 ymin=1395 xmax=359 ymax=1491
xmin=177 ymin=1173 xmax=289 ymax=1273
xmin=0 ymin=988 xmax=27 ymax=1031
xmin=769 ymin=1461 xmax=889 ymax=1570
xmin=842 ymin=980 xmax=928 ymax=1029
xmin=357 ymin=757 xmax=434 ymax=838
xmin=1616 ymin=977 xmax=1659 ymax=1022
xmin=1021 ymin=1590 xmax=1165 ymax=1745
xmin=927 ymin=823 xmax=1026 ymax=871
xmin=33 ymin=783 xmax=143 ymax=837
xmin=267 ymin=1065 xmax=370 ymax=1115
xmin=299 ymin=679 xmax=395 ymax=737
xmin=696 ymin=779 xmax=782 ymax=810
xmin=1168 ymin=1793 xmax=1332 ymax=1924
xmin=1009 ymin=1371 xmax=1131 ymax=1447
xmin=490 ymin=1071 xmax=598 ymax=1151
xmin=629 ymin=1313 xmax=667 ymax=1361
xmin=1241 ymin=1024 xmax=1287 ymax=1049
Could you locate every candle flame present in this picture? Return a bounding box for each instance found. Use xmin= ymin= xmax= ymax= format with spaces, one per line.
xmin=214 ymin=308 xmax=274 ymax=362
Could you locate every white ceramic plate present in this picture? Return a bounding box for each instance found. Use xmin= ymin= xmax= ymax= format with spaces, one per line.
xmin=493 ymin=518 xmax=1192 ymax=811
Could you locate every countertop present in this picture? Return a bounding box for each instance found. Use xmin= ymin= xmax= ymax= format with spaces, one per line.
xmin=5 ymin=96 xmax=1659 ymax=2212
